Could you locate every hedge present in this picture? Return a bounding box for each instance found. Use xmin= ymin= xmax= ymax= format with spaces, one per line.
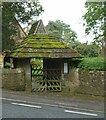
xmin=78 ymin=57 xmax=105 ymax=70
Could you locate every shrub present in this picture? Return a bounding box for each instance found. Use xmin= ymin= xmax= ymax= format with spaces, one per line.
xmin=78 ymin=57 xmax=105 ymax=70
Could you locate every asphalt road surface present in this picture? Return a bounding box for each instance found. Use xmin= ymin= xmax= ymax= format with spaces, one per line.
xmin=2 ymin=98 xmax=104 ymax=118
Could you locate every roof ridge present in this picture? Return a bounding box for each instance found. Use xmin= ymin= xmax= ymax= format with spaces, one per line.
xmin=34 ymin=20 xmax=41 ymax=33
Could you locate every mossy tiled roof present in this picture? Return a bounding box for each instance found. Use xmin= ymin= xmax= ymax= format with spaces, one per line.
xmin=11 ymin=34 xmax=81 ymax=58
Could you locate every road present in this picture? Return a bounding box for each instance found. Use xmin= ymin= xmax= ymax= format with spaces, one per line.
xmin=2 ymin=98 xmax=104 ymax=118
xmin=1 ymin=90 xmax=104 ymax=119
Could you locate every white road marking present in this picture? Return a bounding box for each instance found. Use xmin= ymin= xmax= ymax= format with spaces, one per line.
xmin=11 ymin=102 xmax=42 ymax=109
xmin=1 ymin=97 xmax=103 ymax=113
xmin=1 ymin=98 xmax=27 ymax=103
xmin=64 ymin=110 xmax=98 ymax=116
xmin=1 ymin=97 xmax=59 ymax=107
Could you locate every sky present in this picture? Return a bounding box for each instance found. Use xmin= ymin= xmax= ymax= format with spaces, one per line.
xmin=37 ymin=0 xmax=94 ymax=43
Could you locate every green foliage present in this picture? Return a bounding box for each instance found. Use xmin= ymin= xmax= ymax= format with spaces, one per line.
xmin=78 ymin=57 xmax=105 ymax=70
xmin=83 ymin=2 xmax=105 ymax=39
xmin=4 ymin=62 xmax=11 ymax=68
xmin=2 ymin=1 xmax=44 ymax=51
xmin=46 ymin=20 xmax=78 ymax=47
xmin=83 ymin=2 xmax=106 ymax=47
xmin=75 ymin=42 xmax=101 ymax=57
xmin=31 ymin=58 xmax=43 ymax=67
xmin=46 ymin=20 xmax=63 ymax=39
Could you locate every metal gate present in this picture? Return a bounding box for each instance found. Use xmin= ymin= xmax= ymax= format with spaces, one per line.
xmin=31 ymin=65 xmax=62 ymax=92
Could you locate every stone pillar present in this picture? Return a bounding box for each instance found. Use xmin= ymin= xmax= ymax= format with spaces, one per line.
xmin=24 ymin=59 xmax=32 ymax=92
xmin=25 ymin=73 xmax=32 ymax=92
xmin=15 ymin=58 xmax=32 ymax=92
xmin=62 ymin=67 xmax=80 ymax=93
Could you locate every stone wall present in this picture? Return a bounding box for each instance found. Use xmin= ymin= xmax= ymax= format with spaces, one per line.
xmin=2 ymin=67 xmax=105 ymax=96
xmin=63 ymin=68 xmax=104 ymax=96
xmin=77 ymin=70 xmax=104 ymax=96
xmin=2 ymin=68 xmax=25 ymax=91
xmin=62 ymin=68 xmax=79 ymax=92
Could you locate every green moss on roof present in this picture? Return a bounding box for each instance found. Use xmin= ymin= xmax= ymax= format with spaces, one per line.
xmin=11 ymin=34 xmax=81 ymax=58
xmin=16 ymin=34 xmax=68 ymax=49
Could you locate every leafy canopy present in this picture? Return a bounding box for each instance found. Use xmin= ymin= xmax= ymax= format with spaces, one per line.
xmin=2 ymin=1 xmax=44 ymax=51
xmin=46 ymin=20 xmax=78 ymax=48
xmin=75 ymin=42 xmax=101 ymax=57
xmin=83 ymin=2 xmax=106 ymax=42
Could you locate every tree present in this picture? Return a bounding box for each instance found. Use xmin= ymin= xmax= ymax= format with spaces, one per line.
xmin=83 ymin=2 xmax=106 ymax=56
xmin=75 ymin=42 xmax=101 ymax=57
xmin=46 ymin=20 xmax=78 ymax=48
xmin=2 ymin=1 xmax=44 ymax=51
xmin=46 ymin=20 xmax=63 ymax=39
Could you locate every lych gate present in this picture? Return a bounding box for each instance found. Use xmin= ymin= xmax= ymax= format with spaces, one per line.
xmin=10 ymin=20 xmax=81 ymax=92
